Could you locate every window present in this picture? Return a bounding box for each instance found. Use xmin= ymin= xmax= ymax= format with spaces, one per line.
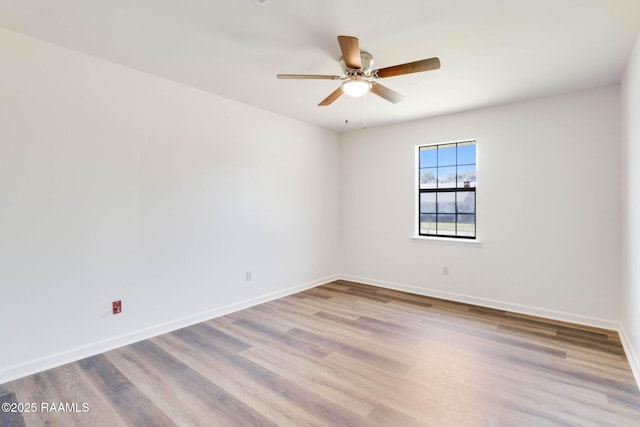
xmin=418 ymin=140 xmax=476 ymax=239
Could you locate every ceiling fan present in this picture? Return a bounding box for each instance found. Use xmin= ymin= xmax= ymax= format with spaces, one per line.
xmin=277 ymin=35 xmax=440 ymax=106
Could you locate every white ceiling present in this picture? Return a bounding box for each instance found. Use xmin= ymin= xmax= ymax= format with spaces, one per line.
xmin=1 ymin=0 xmax=639 ymax=133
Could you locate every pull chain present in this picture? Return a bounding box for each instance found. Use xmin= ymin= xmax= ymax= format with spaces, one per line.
xmin=363 ymin=92 xmax=368 ymax=129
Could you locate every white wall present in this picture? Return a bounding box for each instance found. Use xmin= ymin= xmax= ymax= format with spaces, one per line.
xmin=339 ymin=86 xmax=622 ymax=325
xmin=0 ymin=27 xmax=339 ymax=382
xmin=621 ymin=33 xmax=640 ymax=381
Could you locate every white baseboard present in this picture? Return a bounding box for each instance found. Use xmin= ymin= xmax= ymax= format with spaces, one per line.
xmin=340 ymin=274 xmax=620 ymax=329
xmin=618 ymin=326 xmax=640 ymax=391
xmin=0 ymin=274 xmax=338 ymax=385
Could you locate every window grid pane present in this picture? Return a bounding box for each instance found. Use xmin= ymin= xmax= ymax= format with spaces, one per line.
xmin=420 ymin=193 xmax=436 ymax=213
xmin=420 ymin=167 xmax=437 ymax=189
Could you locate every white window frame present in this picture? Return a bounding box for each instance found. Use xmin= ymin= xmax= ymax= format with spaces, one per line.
xmin=413 ymin=139 xmax=481 ymax=246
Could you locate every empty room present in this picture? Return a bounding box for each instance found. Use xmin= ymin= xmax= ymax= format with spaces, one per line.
xmin=1 ymin=0 xmax=640 ymax=425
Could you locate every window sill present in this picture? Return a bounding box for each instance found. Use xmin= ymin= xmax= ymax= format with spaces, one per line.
xmin=411 ymin=235 xmax=483 ymax=247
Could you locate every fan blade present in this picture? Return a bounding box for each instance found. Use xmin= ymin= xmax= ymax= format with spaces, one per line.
xmin=369 ymin=82 xmax=405 ymax=104
xmin=373 ymin=57 xmax=440 ymax=78
xmin=277 ymin=74 xmax=341 ymax=80
xmin=337 ymin=35 xmax=362 ymax=69
xmin=318 ymin=86 xmax=344 ymax=106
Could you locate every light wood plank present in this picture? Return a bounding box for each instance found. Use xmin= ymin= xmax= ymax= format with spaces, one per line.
xmin=2 ymin=281 xmax=639 ymax=426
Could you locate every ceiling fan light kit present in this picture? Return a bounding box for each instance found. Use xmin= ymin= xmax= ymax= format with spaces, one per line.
xmin=277 ymin=35 xmax=440 ymax=106
xmin=342 ymin=78 xmax=371 ymax=97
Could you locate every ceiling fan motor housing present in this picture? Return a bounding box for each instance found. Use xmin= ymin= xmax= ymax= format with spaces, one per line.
xmin=341 ymin=51 xmax=373 ymax=76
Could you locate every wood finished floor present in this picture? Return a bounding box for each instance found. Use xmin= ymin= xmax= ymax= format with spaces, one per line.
xmin=2 ymin=280 xmax=640 ymax=426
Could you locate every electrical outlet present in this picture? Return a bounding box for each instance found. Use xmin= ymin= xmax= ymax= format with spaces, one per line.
xmin=443 ymin=267 xmax=449 ymax=276
xmin=112 ymin=300 xmax=122 ymax=314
